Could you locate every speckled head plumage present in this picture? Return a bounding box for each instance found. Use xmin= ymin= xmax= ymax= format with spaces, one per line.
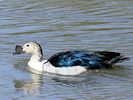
xmin=23 ymin=41 xmax=43 ymax=55
xmin=14 ymin=41 xmax=43 ymax=57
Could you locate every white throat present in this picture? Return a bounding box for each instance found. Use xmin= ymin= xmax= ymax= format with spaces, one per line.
xmin=28 ymin=53 xmax=45 ymax=72
xmin=29 ymin=54 xmax=42 ymax=62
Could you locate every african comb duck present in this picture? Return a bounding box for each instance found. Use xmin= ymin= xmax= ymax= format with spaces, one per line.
xmin=13 ymin=41 xmax=129 ymax=75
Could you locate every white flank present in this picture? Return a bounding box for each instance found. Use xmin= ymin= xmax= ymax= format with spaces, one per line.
xmin=28 ymin=60 xmax=86 ymax=75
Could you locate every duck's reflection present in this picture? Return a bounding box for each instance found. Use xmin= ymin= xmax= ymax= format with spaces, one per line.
xmin=14 ymin=67 xmax=43 ymax=94
xmin=14 ymin=65 xmax=91 ymax=94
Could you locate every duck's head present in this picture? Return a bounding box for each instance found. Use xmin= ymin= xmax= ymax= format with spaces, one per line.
xmin=13 ymin=41 xmax=43 ymax=55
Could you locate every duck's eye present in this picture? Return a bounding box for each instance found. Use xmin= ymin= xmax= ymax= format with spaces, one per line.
xmin=26 ymin=45 xmax=29 ymax=47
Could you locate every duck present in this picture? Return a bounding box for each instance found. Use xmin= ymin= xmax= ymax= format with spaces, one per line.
xmin=13 ymin=41 xmax=129 ymax=75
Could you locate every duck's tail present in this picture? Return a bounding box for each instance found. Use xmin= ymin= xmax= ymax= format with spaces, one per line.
xmin=109 ymin=55 xmax=129 ymax=65
xmin=95 ymin=51 xmax=129 ymax=65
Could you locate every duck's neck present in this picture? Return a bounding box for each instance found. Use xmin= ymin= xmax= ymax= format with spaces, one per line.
xmin=29 ymin=52 xmax=43 ymax=63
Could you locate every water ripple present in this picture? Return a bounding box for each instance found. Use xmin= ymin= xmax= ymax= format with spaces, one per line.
xmin=0 ymin=0 xmax=133 ymax=100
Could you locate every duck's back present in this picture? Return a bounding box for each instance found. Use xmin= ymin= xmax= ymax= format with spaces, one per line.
xmin=48 ymin=50 xmax=128 ymax=69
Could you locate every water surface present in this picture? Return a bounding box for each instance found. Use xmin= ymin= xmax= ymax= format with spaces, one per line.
xmin=0 ymin=0 xmax=133 ymax=100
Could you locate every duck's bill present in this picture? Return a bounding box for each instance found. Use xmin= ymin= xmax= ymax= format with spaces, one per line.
xmin=13 ymin=45 xmax=24 ymax=55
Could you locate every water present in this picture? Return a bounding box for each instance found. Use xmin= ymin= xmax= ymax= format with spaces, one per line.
xmin=0 ymin=0 xmax=133 ymax=100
